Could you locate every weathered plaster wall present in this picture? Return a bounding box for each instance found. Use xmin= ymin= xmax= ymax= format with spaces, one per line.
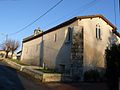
xmin=43 ymin=20 xmax=78 ymax=71
xmin=78 ymin=17 xmax=114 ymax=70
xmin=21 ymin=16 xmax=116 ymax=72
xmin=21 ymin=20 xmax=79 ymax=71
xmin=21 ymin=37 xmax=42 ymax=66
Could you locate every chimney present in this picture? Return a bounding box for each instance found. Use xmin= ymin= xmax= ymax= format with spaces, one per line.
xmin=34 ymin=27 xmax=43 ymax=36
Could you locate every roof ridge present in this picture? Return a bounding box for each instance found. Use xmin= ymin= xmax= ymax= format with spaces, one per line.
xmin=23 ymin=14 xmax=118 ymax=43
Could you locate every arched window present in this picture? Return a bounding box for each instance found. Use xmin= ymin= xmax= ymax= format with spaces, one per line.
xmin=96 ymin=24 xmax=101 ymax=39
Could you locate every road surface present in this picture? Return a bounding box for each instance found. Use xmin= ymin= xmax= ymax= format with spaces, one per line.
xmin=0 ymin=59 xmax=108 ymax=90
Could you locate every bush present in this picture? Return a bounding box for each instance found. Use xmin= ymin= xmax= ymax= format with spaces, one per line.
xmin=84 ymin=69 xmax=101 ymax=82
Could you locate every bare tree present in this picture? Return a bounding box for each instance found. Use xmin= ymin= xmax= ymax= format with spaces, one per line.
xmin=10 ymin=40 xmax=19 ymax=58
xmin=0 ymin=39 xmax=19 ymax=58
xmin=1 ymin=39 xmax=12 ymax=58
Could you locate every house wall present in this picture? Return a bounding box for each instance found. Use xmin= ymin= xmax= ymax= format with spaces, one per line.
xmin=21 ymin=20 xmax=79 ymax=71
xmin=21 ymin=16 xmax=117 ymax=72
xmin=78 ymin=17 xmax=114 ymax=70
xmin=0 ymin=50 xmax=17 ymax=59
xmin=116 ymin=35 xmax=120 ymax=44
xmin=0 ymin=51 xmax=6 ymax=58
xmin=21 ymin=37 xmax=42 ymax=66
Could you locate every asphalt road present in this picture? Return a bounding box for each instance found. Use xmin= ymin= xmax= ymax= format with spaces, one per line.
xmin=0 ymin=59 xmax=109 ymax=90
xmin=0 ymin=59 xmax=51 ymax=90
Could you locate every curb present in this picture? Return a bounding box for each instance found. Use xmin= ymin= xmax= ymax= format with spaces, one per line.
xmin=3 ymin=59 xmax=44 ymax=81
xmin=3 ymin=59 xmax=63 ymax=82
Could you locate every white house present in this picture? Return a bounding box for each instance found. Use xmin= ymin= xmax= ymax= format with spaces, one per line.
xmin=21 ymin=15 xmax=120 ymax=74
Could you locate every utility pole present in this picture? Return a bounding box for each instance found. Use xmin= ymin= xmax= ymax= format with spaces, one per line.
xmin=118 ymin=0 xmax=120 ymax=15
xmin=113 ymin=0 xmax=117 ymax=25
xmin=0 ymin=33 xmax=8 ymax=42
xmin=5 ymin=34 xmax=8 ymax=41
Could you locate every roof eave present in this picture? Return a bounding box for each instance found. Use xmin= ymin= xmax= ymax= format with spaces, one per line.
xmin=77 ymin=14 xmax=117 ymax=30
xmin=23 ymin=14 xmax=118 ymax=42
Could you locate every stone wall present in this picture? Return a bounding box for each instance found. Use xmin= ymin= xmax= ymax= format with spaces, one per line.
xmin=70 ymin=26 xmax=83 ymax=78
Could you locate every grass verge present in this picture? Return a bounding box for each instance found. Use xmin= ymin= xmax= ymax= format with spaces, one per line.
xmin=9 ymin=59 xmax=29 ymax=66
xmin=35 ymin=68 xmax=60 ymax=74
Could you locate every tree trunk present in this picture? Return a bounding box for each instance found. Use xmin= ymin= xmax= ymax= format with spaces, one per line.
xmin=11 ymin=51 xmax=14 ymax=59
xmin=5 ymin=51 xmax=9 ymax=58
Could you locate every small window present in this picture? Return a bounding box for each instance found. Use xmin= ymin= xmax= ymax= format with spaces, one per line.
xmin=68 ymin=27 xmax=72 ymax=41
xmin=96 ymin=24 xmax=101 ymax=39
xmin=54 ymin=33 xmax=57 ymax=42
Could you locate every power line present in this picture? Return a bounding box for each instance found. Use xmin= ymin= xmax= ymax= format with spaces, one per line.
xmin=68 ymin=0 xmax=98 ymax=18
xmin=113 ymin=0 xmax=117 ymax=25
xmin=43 ymin=0 xmax=98 ymax=30
xmin=9 ymin=0 xmax=63 ymax=36
xmin=118 ymin=0 xmax=120 ymax=18
xmin=0 ymin=33 xmax=8 ymax=42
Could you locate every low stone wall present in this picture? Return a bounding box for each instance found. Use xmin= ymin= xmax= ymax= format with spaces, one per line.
xmin=4 ymin=59 xmax=21 ymax=70
xmin=3 ymin=59 xmax=62 ymax=82
xmin=22 ymin=67 xmax=43 ymax=81
xmin=43 ymin=73 xmax=61 ymax=82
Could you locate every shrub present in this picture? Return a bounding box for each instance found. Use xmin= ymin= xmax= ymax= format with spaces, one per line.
xmin=84 ymin=69 xmax=101 ymax=82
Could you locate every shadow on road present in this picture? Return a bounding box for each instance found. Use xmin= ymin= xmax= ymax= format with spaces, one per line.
xmin=0 ymin=59 xmax=110 ymax=90
xmin=0 ymin=63 xmax=25 ymax=90
xmin=46 ymin=82 xmax=109 ymax=90
xmin=0 ymin=60 xmax=52 ymax=90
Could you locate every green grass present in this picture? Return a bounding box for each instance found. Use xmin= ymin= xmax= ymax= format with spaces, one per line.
xmin=35 ymin=68 xmax=60 ymax=73
xmin=8 ymin=59 xmax=61 ymax=74
xmin=9 ymin=59 xmax=29 ymax=66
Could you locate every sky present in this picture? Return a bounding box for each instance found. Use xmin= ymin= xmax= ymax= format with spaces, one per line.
xmin=0 ymin=0 xmax=119 ymax=51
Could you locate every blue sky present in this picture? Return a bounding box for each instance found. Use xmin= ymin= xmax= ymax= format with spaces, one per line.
xmin=0 ymin=0 xmax=119 ymax=51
